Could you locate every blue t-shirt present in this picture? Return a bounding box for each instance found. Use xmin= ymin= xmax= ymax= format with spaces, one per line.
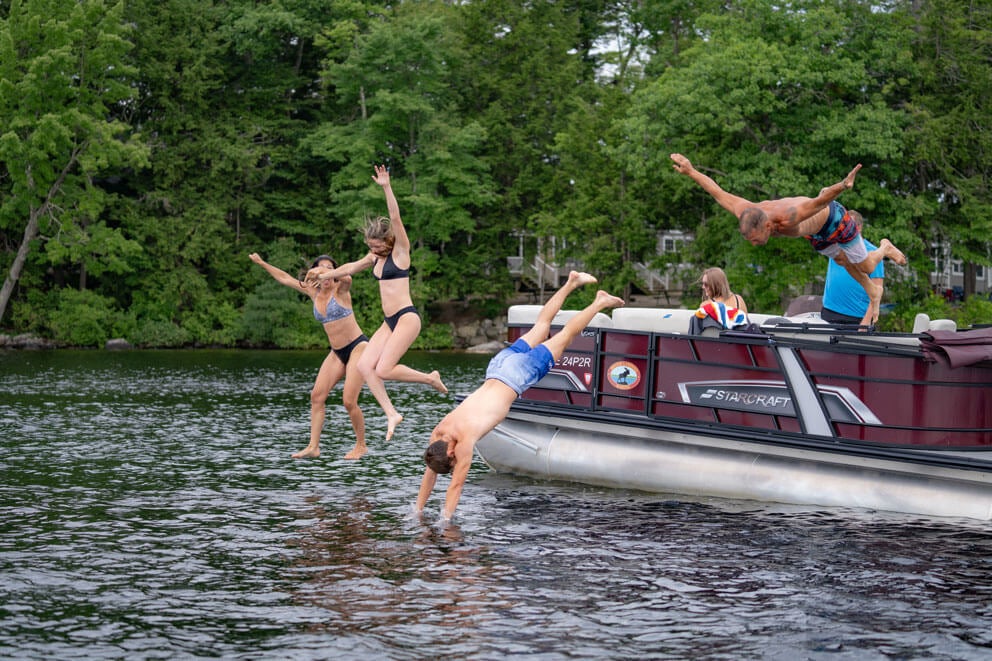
xmin=822 ymin=239 xmax=884 ymax=318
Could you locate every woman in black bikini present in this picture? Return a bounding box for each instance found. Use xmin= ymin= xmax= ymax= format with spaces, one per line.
xmin=309 ymin=165 xmax=447 ymax=441
xmin=249 ymin=252 xmax=369 ymax=459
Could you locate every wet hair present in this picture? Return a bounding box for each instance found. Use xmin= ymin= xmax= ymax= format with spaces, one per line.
xmin=311 ymin=254 xmax=337 ymax=270
xmin=424 ymin=440 xmax=453 ymax=474
xmin=701 ymin=267 xmax=732 ymax=300
xmin=362 ymin=216 xmax=395 ymax=250
xmin=738 ymin=207 xmax=767 ymax=237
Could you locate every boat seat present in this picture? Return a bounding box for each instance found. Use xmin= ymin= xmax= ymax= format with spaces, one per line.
xmin=551 ymin=309 xmax=613 ymax=328
xmin=610 ymin=307 xmax=696 ymax=333
xmin=912 ymin=313 xmax=957 ymax=334
xmin=787 ymin=312 xmax=826 ymax=323
xmin=506 ymin=305 xmax=613 ymax=328
xmin=748 ymin=313 xmax=778 ymax=326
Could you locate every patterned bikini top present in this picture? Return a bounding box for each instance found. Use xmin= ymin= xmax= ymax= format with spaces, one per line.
xmin=314 ymin=296 xmax=353 ymax=324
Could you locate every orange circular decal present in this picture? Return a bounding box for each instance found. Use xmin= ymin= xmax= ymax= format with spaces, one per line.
xmin=607 ymin=361 xmax=641 ymax=390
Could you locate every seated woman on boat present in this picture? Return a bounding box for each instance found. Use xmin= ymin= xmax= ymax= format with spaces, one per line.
xmin=689 ymin=267 xmax=750 ymax=334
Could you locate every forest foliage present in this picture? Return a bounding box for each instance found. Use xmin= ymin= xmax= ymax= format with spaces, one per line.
xmin=1 ymin=0 xmax=991 ymax=348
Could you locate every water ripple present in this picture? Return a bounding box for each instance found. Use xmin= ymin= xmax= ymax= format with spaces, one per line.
xmin=3 ymin=350 xmax=992 ymax=659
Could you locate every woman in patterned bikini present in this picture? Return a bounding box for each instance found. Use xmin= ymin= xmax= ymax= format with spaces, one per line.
xmin=249 ymin=252 xmax=369 ymax=460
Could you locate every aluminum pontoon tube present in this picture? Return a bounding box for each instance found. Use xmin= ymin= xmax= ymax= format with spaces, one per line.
xmin=477 ymin=412 xmax=992 ymax=521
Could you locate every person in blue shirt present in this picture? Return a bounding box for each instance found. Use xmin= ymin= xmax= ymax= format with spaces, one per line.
xmin=821 ymin=239 xmax=885 ymax=325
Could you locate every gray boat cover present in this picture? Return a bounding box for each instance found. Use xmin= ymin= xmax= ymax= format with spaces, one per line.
xmin=920 ymin=327 xmax=992 ymax=368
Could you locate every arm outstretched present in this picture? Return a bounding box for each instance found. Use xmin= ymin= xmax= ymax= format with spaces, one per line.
xmin=308 ymin=253 xmax=376 ymax=282
xmin=671 ymin=153 xmax=754 ymax=217
xmin=373 ymin=164 xmax=411 ymax=254
xmin=249 ymin=253 xmax=310 ymax=294
xmin=791 ymin=164 xmax=862 ymax=223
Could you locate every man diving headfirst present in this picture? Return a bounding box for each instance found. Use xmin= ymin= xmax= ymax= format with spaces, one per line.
xmin=670 ymin=153 xmax=906 ymax=326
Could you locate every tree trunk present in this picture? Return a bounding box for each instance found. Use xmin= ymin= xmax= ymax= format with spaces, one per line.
xmin=964 ymin=262 xmax=976 ymax=299
xmin=0 ymin=148 xmax=79 ymax=324
xmin=0 ymin=207 xmax=42 ymax=324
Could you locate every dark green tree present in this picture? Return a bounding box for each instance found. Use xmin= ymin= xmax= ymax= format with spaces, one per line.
xmin=906 ymin=0 xmax=992 ymax=300
xmin=0 ymin=0 xmax=149 ymax=326
xmin=618 ymin=0 xmax=918 ymax=312
xmin=306 ymin=1 xmax=495 ymax=315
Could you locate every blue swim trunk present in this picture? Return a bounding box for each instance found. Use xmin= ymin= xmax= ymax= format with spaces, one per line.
xmin=485 ymin=338 xmax=555 ymax=395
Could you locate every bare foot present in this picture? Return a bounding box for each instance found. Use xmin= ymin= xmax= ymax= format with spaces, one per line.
xmin=429 ymin=370 xmax=448 ymax=395
xmin=385 ymin=412 xmax=403 ymax=441
xmin=880 ymin=239 xmax=907 ymax=266
xmin=344 ymin=444 xmax=367 ymax=460
xmin=292 ymin=445 xmax=320 ymax=459
xmin=865 ymin=300 xmax=880 ymax=327
xmin=595 ymin=290 xmax=625 ymax=310
xmin=568 ymin=271 xmax=598 ymax=287
xmin=859 ymin=284 xmax=882 ymax=328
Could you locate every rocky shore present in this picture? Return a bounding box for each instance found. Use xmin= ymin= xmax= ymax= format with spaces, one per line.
xmin=448 ymin=315 xmax=508 ymax=352
xmin=1 ymin=319 xmax=506 ymax=353
xmin=0 ymin=334 xmax=59 ymax=350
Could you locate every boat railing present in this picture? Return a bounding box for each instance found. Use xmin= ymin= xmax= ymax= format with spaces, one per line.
xmin=509 ymin=304 xmax=928 ymax=347
xmin=508 ymin=305 xmax=940 ymax=358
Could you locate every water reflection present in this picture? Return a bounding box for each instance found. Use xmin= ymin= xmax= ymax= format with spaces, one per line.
xmin=286 ymin=491 xmax=513 ymax=651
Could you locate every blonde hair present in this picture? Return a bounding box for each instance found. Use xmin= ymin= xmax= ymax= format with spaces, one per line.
xmin=363 ymin=215 xmax=395 ymax=248
xmin=701 ymin=267 xmax=731 ymax=300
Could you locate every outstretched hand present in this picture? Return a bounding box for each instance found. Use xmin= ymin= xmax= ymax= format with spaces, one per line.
xmin=372 ymin=163 xmax=390 ymax=187
xmin=249 ymin=253 xmax=263 ymax=265
xmin=842 ymin=164 xmax=862 ymax=190
xmin=304 ymin=266 xmax=329 ymax=284
xmin=670 ymin=153 xmax=694 ymax=175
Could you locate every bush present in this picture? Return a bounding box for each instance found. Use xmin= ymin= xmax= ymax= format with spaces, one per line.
xmin=240 ymin=282 xmax=324 ymax=348
xmin=181 ymin=300 xmax=241 ymax=347
xmin=957 ymin=296 xmax=992 ymax=328
xmin=129 ymin=319 xmax=191 ymax=348
xmin=48 ymin=289 xmax=120 ymax=347
xmin=882 ymin=292 xmax=992 ymax=332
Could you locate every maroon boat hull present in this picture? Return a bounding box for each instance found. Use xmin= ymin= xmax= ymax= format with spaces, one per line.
xmin=509 ymin=326 xmax=992 ymax=448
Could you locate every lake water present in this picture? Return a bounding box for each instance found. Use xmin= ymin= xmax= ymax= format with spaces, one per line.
xmin=2 ymin=349 xmax=992 ymax=660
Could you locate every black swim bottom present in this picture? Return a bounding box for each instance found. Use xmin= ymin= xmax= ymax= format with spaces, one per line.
xmin=384 ymin=306 xmax=419 ymax=331
xmin=332 ymin=334 xmax=369 ymax=365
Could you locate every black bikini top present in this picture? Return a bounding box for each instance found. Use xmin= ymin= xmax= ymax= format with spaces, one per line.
xmin=372 ymin=254 xmax=410 ymax=281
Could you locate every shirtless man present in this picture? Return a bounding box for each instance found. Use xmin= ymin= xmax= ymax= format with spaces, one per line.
xmin=414 ymin=272 xmax=625 ymax=523
xmin=670 ymin=153 xmax=906 ymax=326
